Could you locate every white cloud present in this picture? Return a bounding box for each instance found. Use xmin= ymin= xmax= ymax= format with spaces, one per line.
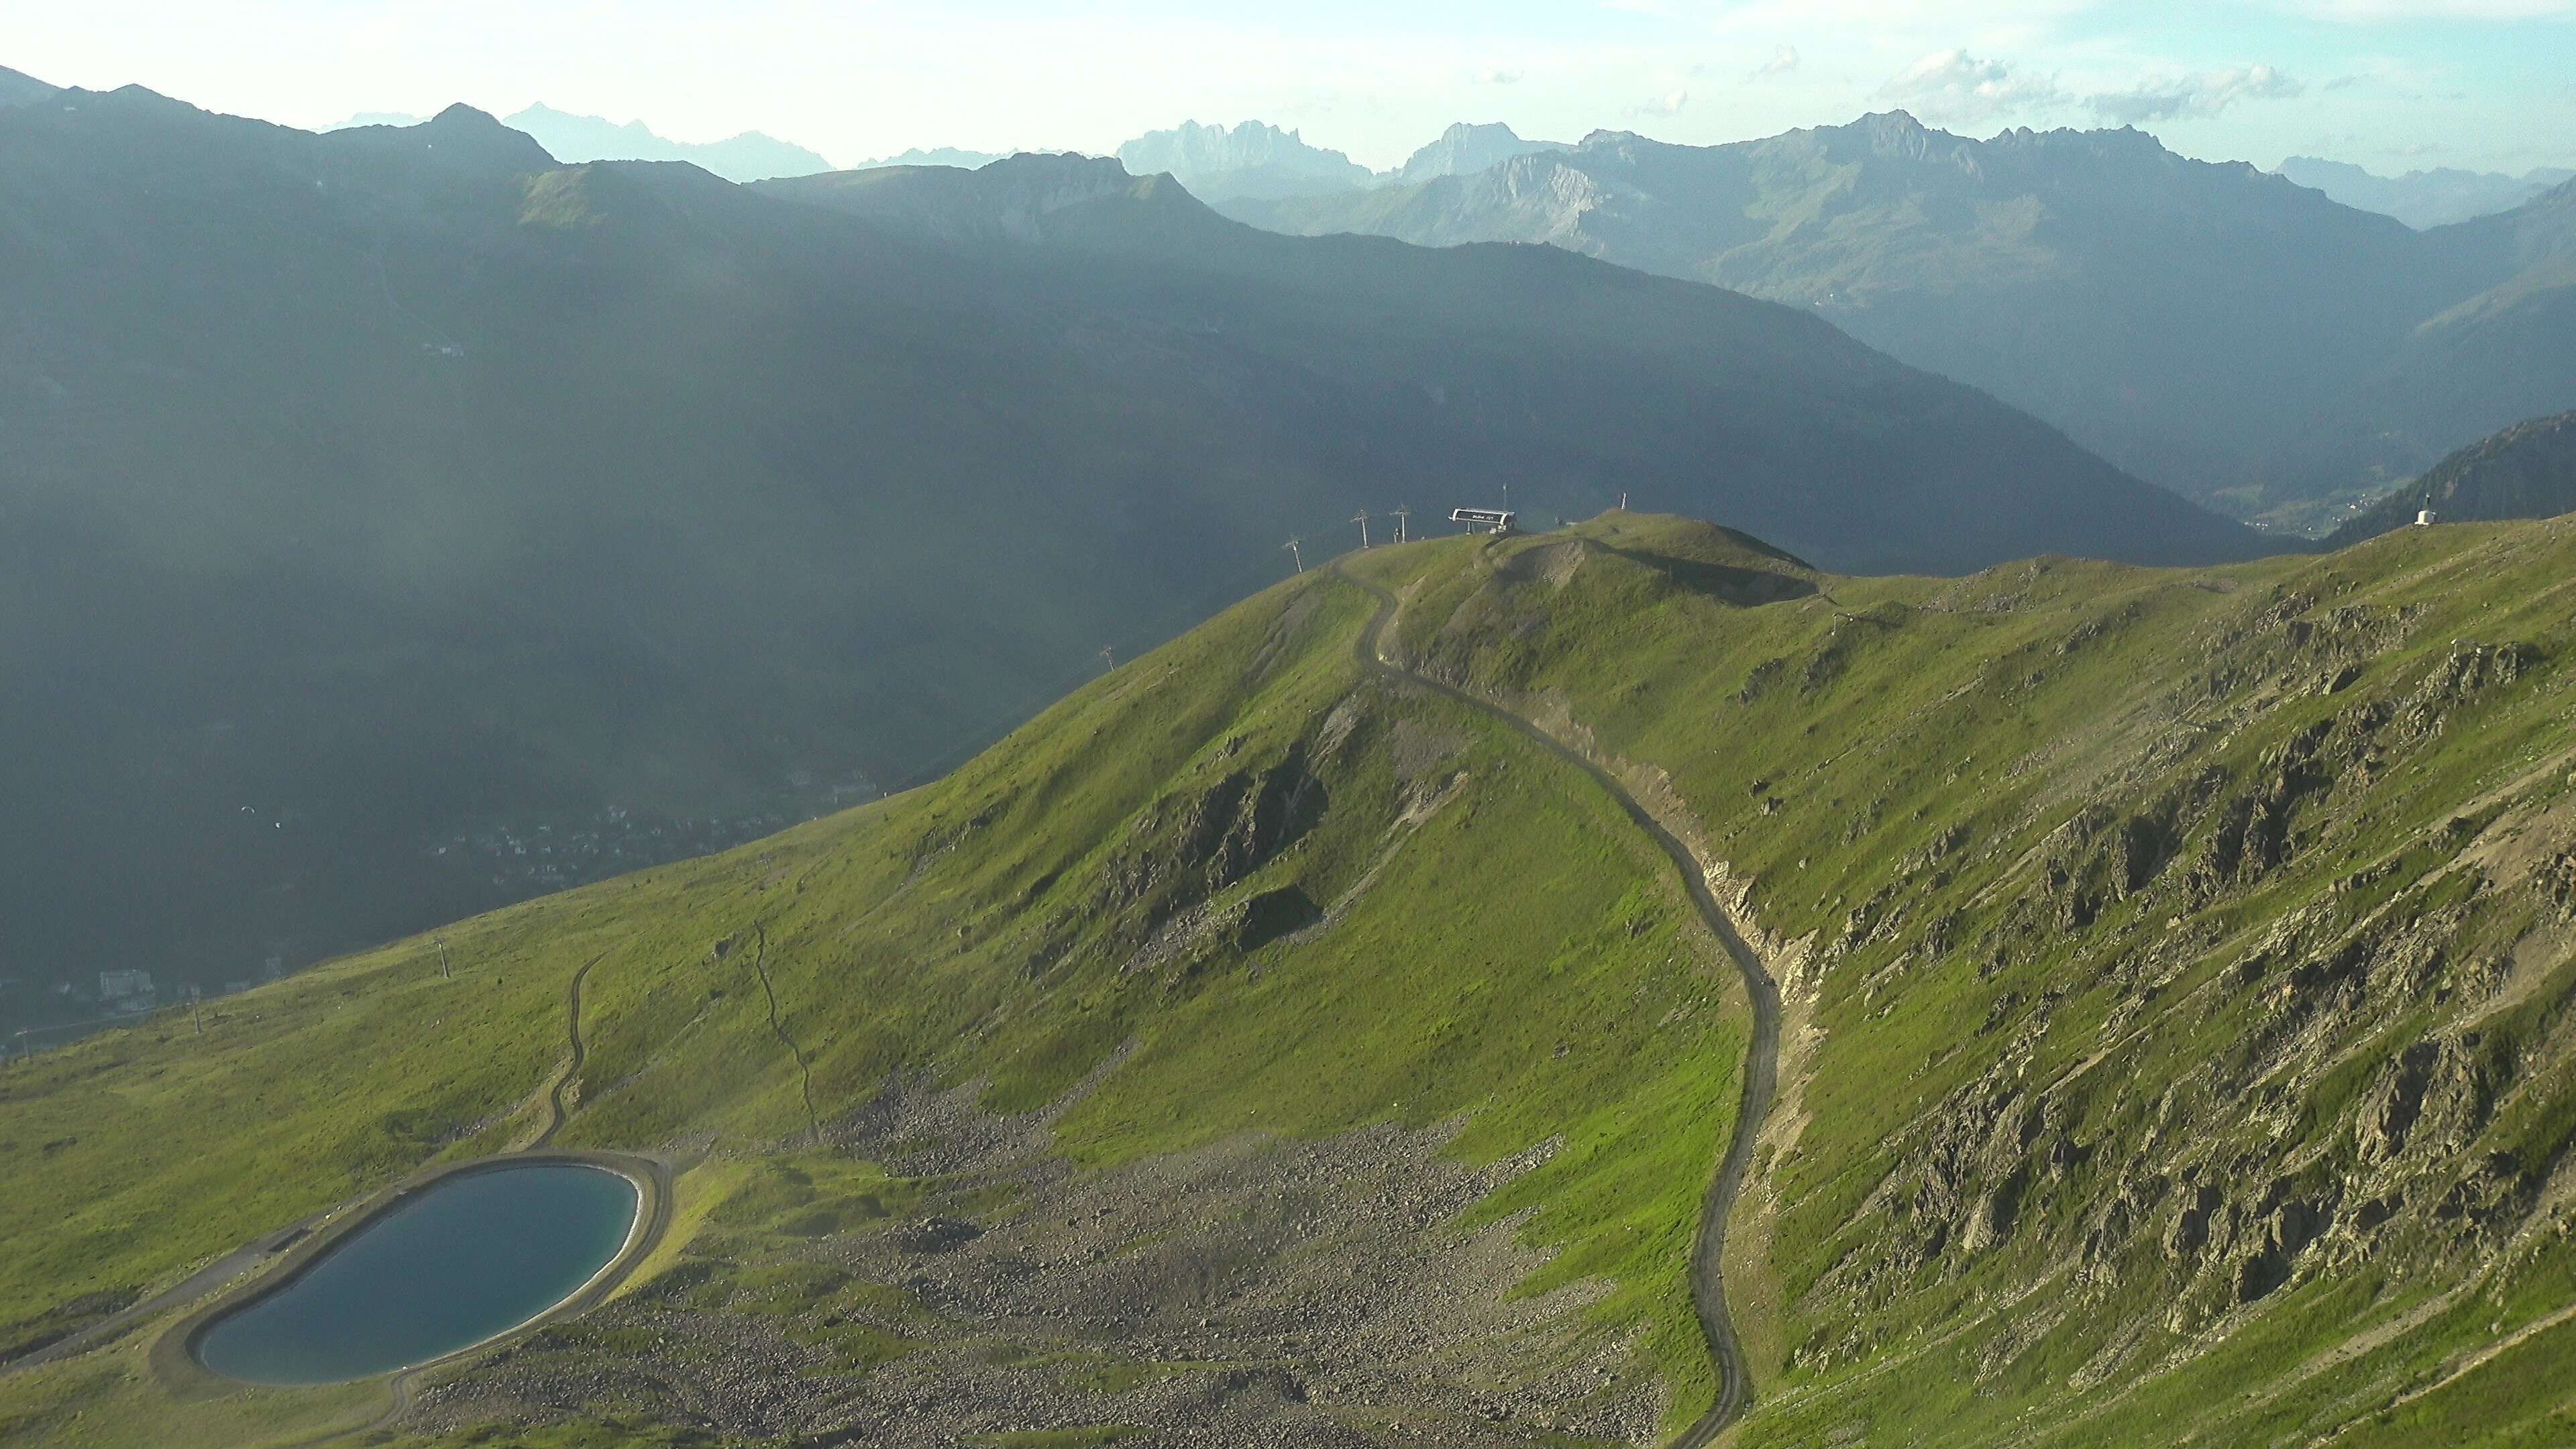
xmin=2088 ymin=64 xmax=2304 ymax=125
xmin=1750 ymin=45 xmax=1801 ymax=80
xmin=1878 ymin=49 xmax=2065 ymax=123
xmin=1634 ymin=89 xmax=1693 ymax=118
xmin=1477 ymin=68 xmax=1524 ymax=86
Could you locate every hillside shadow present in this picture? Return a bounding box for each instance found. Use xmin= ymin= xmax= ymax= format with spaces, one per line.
xmin=1596 ymin=543 xmax=1819 ymax=607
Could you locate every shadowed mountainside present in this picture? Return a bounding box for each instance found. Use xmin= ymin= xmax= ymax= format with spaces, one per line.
xmin=2328 ymin=411 xmax=2576 ymax=545
xmin=0 ymin=90 xmax=2262 ymax=1028
xmin=1226 ymin=113 xmax=2576 ymax=530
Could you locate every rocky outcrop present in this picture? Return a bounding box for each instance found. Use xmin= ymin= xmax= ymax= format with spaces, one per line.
xmin=1100 ymin=741 xmax=1330 ymax=929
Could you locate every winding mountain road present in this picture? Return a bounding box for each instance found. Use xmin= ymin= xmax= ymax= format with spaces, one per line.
xmin=1336 ymin=563 xmax=1783 ymax=1446
xmin=532 ymin=947 xmax=612 ymax=1150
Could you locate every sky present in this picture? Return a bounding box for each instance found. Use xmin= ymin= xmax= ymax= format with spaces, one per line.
xmin=9 ymin=1 xmax=2575 ymax=174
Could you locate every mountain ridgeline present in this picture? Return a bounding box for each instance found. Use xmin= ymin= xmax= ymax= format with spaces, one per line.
xmin=497 ymin=103 xmax=833 ymax=182
xmin=1226 ymin=112 xmax=2576 ymax=529
xmin=4 ymin=513 xmax=2573 ymax=1449
xmin=0 ymin=87 xmax=2263 ymax=1026
xmin=325 ymin=103 xmax=838 ymax=181
xmin=2328 ymin=411 xmax=2576 ymax=545
xmin=0 ymin=64 xmax=52 ymax=108
xmin=2275 ymin=155 xmax=2576 ymax=230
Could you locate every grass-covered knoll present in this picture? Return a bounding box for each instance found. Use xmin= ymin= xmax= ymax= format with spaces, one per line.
xmin=1362 ymin=512 xmax=2576 ymax=1447
xmin=0 ymin=553 xmax=1751 ymax=1446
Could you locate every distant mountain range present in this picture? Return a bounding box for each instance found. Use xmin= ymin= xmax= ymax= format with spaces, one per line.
xmin=1222 ymin=113 xmax=2576 ymax=532
xmin=2326 ymin=411 xmax=2576 ymax=545
xmin=0 ymin=87 xmax=2261 ymax=1022
xmin=2275 ymin=155 xmax=2576 ymax=230
xmin=851 ymin=145 xmax=1004 ymax=171
xmin=329 ymin=102 xmax=834 ymax=181
xmin=313 ymin=111 xmax=1567 ymax=194
xmin=1114 ymin=119 xmax=1375 ymax=202
xmin=850 ymin=119 xmax=1568 ymax=193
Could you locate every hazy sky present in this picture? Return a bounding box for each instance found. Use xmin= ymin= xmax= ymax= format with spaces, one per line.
xmin=11 ymin=1 xmax=2574 ymax=173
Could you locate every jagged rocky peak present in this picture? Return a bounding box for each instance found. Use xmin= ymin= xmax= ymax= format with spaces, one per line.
xmin=1122 ymin=119 xmax=1324 ymax=169
xmin=1837 ymin=109 xmax=1983 ymax=168
xmin=1395 ymin=121 xmax=1567 ymax=184
xmin=1115 ymin=119 xmax=1373 ymax=201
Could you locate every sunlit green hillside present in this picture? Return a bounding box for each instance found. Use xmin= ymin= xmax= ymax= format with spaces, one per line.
xmin=6 ymin=513 xmax=2573 ymax=1447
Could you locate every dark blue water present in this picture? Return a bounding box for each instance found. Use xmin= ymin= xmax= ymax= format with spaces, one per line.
xmin=194 ymin=1163 xmax=637 ymax=1385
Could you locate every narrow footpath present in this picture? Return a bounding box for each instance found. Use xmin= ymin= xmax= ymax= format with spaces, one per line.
xmin=5 ymin=938 xmax=624 ymax=1449
xmin=359 ymin=942 xmax=617 ymax=1438
xmin=531 ymin=947 xmax=611 ymax=1150
xmin=3 ymin=946 xmax=603 ymax=1381
xmin=1336 ymin=564 xmax=1783 ymax=1447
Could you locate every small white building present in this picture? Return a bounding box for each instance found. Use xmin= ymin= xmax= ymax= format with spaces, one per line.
xmin=98 ymin=968 xmax=154 ymax=1000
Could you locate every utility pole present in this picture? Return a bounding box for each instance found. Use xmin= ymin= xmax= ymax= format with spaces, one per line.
xmin=1619 ymin=490 xmax=1628 ymax=511
xmin=1352 ymin=509 xmax=1373 ymax=549
xmin=1392 ymin=506 xmax=1411 ymax=544
xmin=1283 ymin=537 xmax=1303 ymax=573
xmin=189 ymin=986 xmax=203 ymax=1037
xmin=1099 ymin=645 xmax=1116 ymax=673
xmin=436 ymin=935 xmax=451 ymax=981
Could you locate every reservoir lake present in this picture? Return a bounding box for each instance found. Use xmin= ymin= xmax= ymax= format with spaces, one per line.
xmin=193 ymin=1162 xmax=638 ymax=1385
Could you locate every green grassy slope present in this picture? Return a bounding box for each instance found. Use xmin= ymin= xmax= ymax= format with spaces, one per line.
xmin=1373 ymin=515 xmax=2576 ymax=1447
xmin=0 ymin=550 xmax=1751 ymax=1446
xmin=8 ymin=513 xmax=2576 ymax=1446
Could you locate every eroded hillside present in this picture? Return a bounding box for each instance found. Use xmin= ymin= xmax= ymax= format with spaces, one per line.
xmin=4 ymin=514 xmax=2573 ymax=1447
xmin=1377 ymin=515 xmax=2576 ymax=1446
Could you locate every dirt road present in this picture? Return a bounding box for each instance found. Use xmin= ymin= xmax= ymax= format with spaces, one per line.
xmin=1337 ymin=562 xmax=1782 ymax=1446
